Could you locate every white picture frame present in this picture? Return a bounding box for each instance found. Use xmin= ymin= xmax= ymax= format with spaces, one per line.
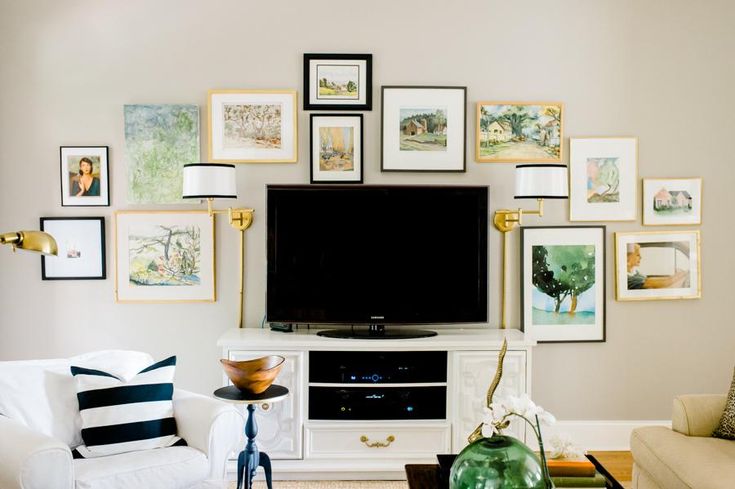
xmin=569 ymin=137 xmax=638 ymax=221
xmin=41 ymin=217 xmax=106 ymax=280
xmin=60 ymin=146 xmax=110 ymax=207
xmin=643 ymin=177 xmax=702 ymax=226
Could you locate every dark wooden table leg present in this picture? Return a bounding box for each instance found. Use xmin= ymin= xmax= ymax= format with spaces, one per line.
xmin=236 ymin=450 xmax=245 ymax=489
xmin=259 ymin=452 xmax=273 ymax=489
xmin=243 ymin=404 xmax=260 ymax=489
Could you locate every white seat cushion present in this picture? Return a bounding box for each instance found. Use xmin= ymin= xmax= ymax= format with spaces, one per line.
xmin=73 ymin=446 xmax=208 ymax=489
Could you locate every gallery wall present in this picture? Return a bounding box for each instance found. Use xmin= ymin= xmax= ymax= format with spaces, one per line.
xmin=1 ymin=0 xmax=733 ymax=420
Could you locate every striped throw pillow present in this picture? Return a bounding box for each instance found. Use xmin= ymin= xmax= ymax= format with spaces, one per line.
xmin=70 ymin=355 xmax=185 ymax=458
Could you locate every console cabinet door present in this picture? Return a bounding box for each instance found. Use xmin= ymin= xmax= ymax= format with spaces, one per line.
xmin=451 ymin=350 xmax=527 ymax=451
xmin=228 ymin=350 xmax=303 ymax=459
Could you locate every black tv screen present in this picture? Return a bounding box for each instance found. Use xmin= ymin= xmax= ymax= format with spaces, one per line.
xmin=266 ymin=185 xmax=488 ymax=329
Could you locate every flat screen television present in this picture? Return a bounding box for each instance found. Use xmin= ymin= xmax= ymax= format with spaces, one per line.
xmin=266 ymin=185 xmax=488 ymax=338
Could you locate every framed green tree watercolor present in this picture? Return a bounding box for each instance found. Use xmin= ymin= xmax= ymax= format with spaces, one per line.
xmin=521 ymin=226 xmax=606 ymax=343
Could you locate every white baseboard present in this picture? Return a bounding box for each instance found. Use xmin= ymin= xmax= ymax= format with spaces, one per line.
xmin=527 ymin=419 xmax=672 ymax=451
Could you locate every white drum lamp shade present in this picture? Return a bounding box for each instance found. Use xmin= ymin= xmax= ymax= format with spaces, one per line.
xmin=182 ymin=163 xmax=237 ymax=199
xmin=514 ymin=164 xmax=568 ymax=199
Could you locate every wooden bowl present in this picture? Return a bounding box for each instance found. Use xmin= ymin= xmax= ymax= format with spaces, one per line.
xmin=220 ymin=355 xmax=285 ymax=394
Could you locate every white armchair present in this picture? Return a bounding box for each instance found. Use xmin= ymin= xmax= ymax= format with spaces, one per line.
xmin=0 ymin=351 xmax=242 ymax=489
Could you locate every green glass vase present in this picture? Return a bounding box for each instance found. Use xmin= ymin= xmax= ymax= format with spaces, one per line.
xmin=449 ymin=435 xmax=552 ymax=489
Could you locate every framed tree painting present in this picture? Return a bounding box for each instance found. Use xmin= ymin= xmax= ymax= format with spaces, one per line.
xmin=615 ymin=230 xmax=701 ymax=301
xmin=569 ymin=137 xmax=638 ymax=221
xmin=381 ymin=86 xmax=466 ymax=172
xmin=208 ymin=89 xmax=298 ymax=163
xmin=643 ymin=177 xmax=702 ymax=226
xmin=521 ymin=226 xmax=606 ymax=343
xmin=303 ymin=53 xmax=372 ymax=111
xmin=310 ymin=114 xmax=363 ymax=183
xmin=60 ymin=146 xmax=110 ymax=207
xmin=476 ymin=102 xmax=563 ymax=163
xmin=40 ymin=217 xmax=106 ymax=280
xmin=114 ymin=211 xmax=215 ymax=303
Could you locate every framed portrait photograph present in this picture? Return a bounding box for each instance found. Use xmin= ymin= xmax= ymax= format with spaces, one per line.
xmin=476 ymin=102 xmax=563 ymax=163
xmin=615 ymin=231 xmax=701 ymax=301
xmin=521 ymin=226 xmax=606 ymax=343
xmin=381 ymin=86 xmax=466 ymax=172
xmin=569 ymin=137 xmax=638 ymax=221
xmin=40 ymin=217 xmax=106 ymax=280
xmin=208 ymin=89 xmax=298 ymax=163
xmin=303 ymin=53 xmax=372 ymax=111
xmin=643 ymin=177 xmax=702 ymax=226
xmin=59 ymin=146 xmax=110 ymax=207
xmin=114 ymin=211 xmax=215 ymax=303
xmin=310 ymin=114 xmax=363 ymax=183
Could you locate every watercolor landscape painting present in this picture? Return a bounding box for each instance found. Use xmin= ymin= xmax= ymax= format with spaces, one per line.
xmin=399 ymin=107 xmax=447 ymax=151
xmin=477 ymin=103 xmax=562 ymax=162
xmin=587 ymin=157 xmax=620 ymax=203
xmin=317 ymin=64 xmax=359 ymax=100
xmin=128 ymin=223 xmax=201 ymax=287
xmin=319 ymin=126 xmax=354 ymax=171
xmin=223 ymin=103 xmax=282 ymax=150
xmin=124 ymin=104 xmax=199 ymax=204
xmin=531 ymin=244 xmax=596 ymax=325
xmin=643 ymin=178 xmax=702 ymax=225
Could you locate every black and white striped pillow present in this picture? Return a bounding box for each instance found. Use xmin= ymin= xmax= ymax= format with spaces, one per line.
xmin=70 ymin=355 xmax=185 ymax=458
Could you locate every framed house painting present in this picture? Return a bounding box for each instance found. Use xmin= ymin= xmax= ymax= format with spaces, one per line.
xmin=40 ymin=217 xmax=106 ymax=280
xmin=303 ymin=53 xmax=372 ymax=111
xmin=381 ymin=86 xmax=466 ymax=172
xmin=476 ymin=102 xmax=563 ymax=163
xmin=124 ymin=104 xmax=200 ymax=204
xmin=208 ymin=89 xmax=298 ymax=163
xmin=643 ymin=177 xmax=702 ymax=226
xmin=569 ymin=137 xmax=638 ymax=221
xmin=114 ymin=211 xmax=215 ymax=303
xmin=521 ymin=226 xmax=606 ymax=343
xmin=60 ymin=146 xmax=110 ymax=207
xmin=615 ymin=230 xmax=701 ymax=301
xmin=310 ymin=114 xmax=363 ymax=183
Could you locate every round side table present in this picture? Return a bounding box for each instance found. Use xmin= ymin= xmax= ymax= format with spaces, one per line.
xmin=214 ymin=384 xmax=289 ymax=489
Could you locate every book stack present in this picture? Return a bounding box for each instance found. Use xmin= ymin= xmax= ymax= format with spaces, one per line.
xmin=547 ymin=457 xmax=607 ymax=488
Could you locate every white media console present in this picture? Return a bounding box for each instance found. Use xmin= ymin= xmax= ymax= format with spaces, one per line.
xmin=218 ymin=327 xmax=535 ymax=479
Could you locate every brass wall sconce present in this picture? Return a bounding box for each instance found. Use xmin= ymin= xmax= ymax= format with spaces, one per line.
xmin=494 ymin=164 xmax=568 ymax=329
xmin=183 ymin=163 xmax=254 ymax=328
xmin=0 ymin=230 xmax=58 ymax=255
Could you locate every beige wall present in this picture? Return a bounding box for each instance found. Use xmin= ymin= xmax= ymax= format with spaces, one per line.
xmin=1 ymin=0 xmax=733 ymax=420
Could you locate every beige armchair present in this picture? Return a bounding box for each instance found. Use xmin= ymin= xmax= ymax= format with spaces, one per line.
xmin=631 ymin=394 xmax=734 ymax=489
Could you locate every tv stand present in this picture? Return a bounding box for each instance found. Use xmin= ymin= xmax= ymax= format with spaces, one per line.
xmin=316 ymin=324 xmax=438 ymax=339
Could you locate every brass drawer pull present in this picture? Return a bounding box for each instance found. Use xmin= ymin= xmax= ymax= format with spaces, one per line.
xmin=360 ymin=435 xmax=395 ymax=448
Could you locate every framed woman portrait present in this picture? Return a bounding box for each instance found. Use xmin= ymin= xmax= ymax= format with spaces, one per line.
xmin=310 ymin=114 xmax=363 ymax=183
xmin=614 ymin=230 xmax=701 ymax=301
xmin=59 ymin=146 xmax=110 ymax=207
xmin=40 ymin=217 xmax=106 ymax=280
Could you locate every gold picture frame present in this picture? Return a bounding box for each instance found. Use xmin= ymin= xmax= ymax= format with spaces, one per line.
xmin=614 ymin=230 xmax=701 ymax=301
xmin=642 ymin=177 xmax=702 ymax=226
xmin=208 ymin=89 xmax=298 ymax=163
xmin=114 ymin=210 xmax=216 ymax=303
xmin=475 ymin=101 xmax=563 ymax=163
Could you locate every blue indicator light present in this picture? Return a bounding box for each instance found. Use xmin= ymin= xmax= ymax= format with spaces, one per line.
xmin=406 ymin=406 xmax=414 ymax=412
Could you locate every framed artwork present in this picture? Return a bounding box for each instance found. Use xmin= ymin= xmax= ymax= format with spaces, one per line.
xmin=569 ymin=137 xmax=638 ymax=221
xmin=476 ymin=102 xmax=563 ymax=163
xmin=40 ymin=217 xmax=106 ymax=280
xmin=310 ymin=114 xmax=363 ymax=183
xmin=381 ymin=86 xmax=466 ymax=172
xmin=521 ymin=226 xmax=606 ymax=343
xmin=208 ymin=89 xmax=298 ymax=163
xmin=615 ymin=230 xmax=701 ymax=301
xmin=114 ymin=211 xmax=215 ymax=303
xmin=303 ymin=53 xmax=372 ymax=111
xmin=60 ymin=146 xmax=110 ymax=207
xmin=124 ymin=104 xmax=200 ymax=204
xmin=643 ymin=177 xmax=702 ymax=226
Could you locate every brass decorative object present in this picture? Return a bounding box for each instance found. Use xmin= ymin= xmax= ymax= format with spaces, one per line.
xmin=220 ymin=355 xmax=285 ymax=394
xmin=468 ymin=338 xmax=508 ymax=443
xmin=360 ymin=435 xmax=395 ymax=448
xmin=0 ymin=230 xmax=58 ymax=256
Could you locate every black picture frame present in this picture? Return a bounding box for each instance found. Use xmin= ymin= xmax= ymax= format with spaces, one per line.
xmin=310 ymin=114 xmax=363 ymax=184
xmin=59 ymin=146 xmax=110 ymax=207
xmin=40 ymin=217 xmax=106 ymax=280
xmin=303 ymin=53 xmax=372 ymax=111
xmin=520 ymin=225 xmax=606 ymax=343
xmin=380 ymin=86 xmax=467 ymax=173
